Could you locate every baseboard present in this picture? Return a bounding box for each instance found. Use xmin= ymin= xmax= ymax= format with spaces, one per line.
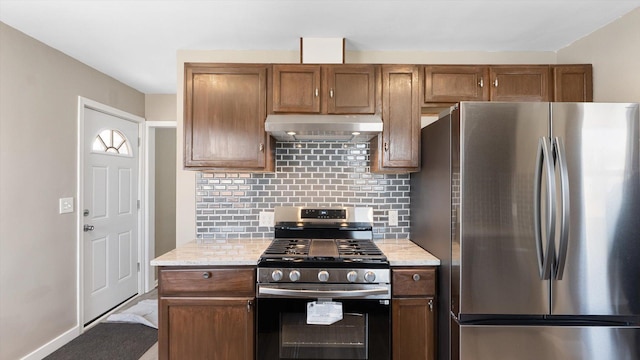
xmin=21 ymin=325 xmax=80 ymax=360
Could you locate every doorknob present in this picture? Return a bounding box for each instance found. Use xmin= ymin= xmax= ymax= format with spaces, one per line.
xmin=84 ymin=224 xmax=95 ymax=232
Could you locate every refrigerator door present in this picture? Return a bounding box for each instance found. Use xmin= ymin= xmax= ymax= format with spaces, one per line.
xmin=550 ymin=103 xmax=640 ymax=317
xmin=458 ymin=324 xmax=640 ymax=360
xmin=457 ymin=102 xmax=551 ymax=317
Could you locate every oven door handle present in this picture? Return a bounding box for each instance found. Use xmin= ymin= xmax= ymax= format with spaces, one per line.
xmin=258 ymin=286 xmax=390 ymax=298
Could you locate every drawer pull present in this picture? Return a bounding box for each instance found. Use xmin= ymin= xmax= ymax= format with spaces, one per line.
xmin=202 ymin=272 xmax=211 ymax=279
xmin=412 ymin=274 xmax=421 ymax=281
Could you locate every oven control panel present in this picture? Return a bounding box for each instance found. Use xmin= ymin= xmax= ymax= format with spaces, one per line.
xmin=274 ymin=206 xmax=374 ymax=224
xmin=301 ymin=208 xmax=346 ymax=220
xmin=258 ymin=267 xmax=390 ymax=284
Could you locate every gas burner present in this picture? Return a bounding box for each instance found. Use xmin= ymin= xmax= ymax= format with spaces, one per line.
xmin=262 ymin=239 xmax=310 ymax=259
xmin=336 ymin=239 xmax=385 ymax=258
xmin=260 ymin=238 xmax=387 ymax=264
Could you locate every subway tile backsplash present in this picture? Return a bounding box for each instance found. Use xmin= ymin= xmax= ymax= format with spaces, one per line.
xmin=195 ymin=142 xmax=410 ymax=239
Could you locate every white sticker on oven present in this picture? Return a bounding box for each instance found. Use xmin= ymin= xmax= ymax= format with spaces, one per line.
xmin=306 ymin=301 xmax=343 ymax=325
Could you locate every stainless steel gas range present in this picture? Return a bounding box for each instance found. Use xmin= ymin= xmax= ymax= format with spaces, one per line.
xmin=256 ymin=206 xmax=390 ymax=360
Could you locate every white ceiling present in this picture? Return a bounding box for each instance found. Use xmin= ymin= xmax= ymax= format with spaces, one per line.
xmin=1 ymin=0 xmax=639 ymax=94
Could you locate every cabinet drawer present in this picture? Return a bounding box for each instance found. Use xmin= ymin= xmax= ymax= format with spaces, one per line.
xmin=392 ymin=268 xmax=436 ymax=297
xmin=159 ymin=268 xmax=255 ymax=297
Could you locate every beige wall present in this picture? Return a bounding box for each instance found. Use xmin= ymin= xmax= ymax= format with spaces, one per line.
xmin=155 ymin=128 xmax=177 ymax=258
xmin=558 ymin=7 xmax=640 ymax=102
xmin=145 ymin=94 xmax=177 ymax=121
xmin=0 ymin=22 xmax=144 ymax=360
xmin=144 ymin=94 xmax=178 ymax=260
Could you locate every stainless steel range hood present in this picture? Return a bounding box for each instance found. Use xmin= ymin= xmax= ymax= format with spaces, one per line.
xmin=265 ymin=114 xmax=383 ymax=142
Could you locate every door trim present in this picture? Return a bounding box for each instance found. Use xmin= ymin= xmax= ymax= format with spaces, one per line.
xmin=142 ymin=121 xmax=176 ymax=292
xmin=76 ymin=96 xmax=144 ymax=331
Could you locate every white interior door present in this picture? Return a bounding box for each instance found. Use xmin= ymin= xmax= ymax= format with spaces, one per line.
xmin=83 ymin=107 xmax=139 ymax=324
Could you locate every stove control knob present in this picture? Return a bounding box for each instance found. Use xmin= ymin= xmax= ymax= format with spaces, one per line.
xmin=318 ymin=270 xmax=330 ymax=282
xmin=289 ymin=270 xmax=301 ymax=282
xmin=364 ymin=271 xmax=376 ymax=283
xmin=346 ymin=271 xmax=358 ymax=283
xmin=271 ymin=269 xmax=283 ymax=281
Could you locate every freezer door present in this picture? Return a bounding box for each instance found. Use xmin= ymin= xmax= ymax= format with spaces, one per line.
xmin=458 ymin=324 xmax=640 ymax=360
xmin=550 ymin=103 xmax=640 ymax=316
xmin=458 ymin=102 xmax=551 ymax=316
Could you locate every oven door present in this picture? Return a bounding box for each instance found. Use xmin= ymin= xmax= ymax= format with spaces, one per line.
xmin=256 ymin=297 xmax=390 ymax=360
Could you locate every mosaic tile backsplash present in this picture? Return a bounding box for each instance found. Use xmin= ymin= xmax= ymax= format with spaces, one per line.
xmin=195 ymin=142 xmax=411 ymax=239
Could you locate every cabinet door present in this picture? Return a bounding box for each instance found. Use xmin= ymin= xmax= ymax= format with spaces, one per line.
xmin=372 ymin=65 xmax=420 ymax=172
xmin=184 ymin=64 xmax=268 ymax=169
xmin=423 ymin=65 xmax=489 ymax=103
xmin=160 ymin=297 xmax=254 ymax=360
xmin=325 ymin=64 xmax=377 ymax=114
xmin=489 ymin=65 xmax=550 ymax=101
xmin=392 ymin=298 xmax=436 ymax=360
xmin=552 ymin=64 xmax=593 ymax=102
xmin=273 ymin=64 xmax=321 ymax=113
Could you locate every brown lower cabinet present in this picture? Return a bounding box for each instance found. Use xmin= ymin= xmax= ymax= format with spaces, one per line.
xmin=158 ymin=267 xmax=256 ymax=360
xmin=392 ymin=267 xmax=437 ymax=360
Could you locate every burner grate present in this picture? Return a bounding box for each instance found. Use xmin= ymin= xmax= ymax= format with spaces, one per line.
xmin=261 ymin=238 xmax=386 ymax=262
xmin=262 ymin=239 xmax=310 ymax=259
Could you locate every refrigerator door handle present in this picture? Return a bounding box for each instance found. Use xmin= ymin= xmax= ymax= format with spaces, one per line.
xmin=553 ymin=137 xmax=570 ymax=280
xmin=534 ymin=137 xmax=556 ymax=280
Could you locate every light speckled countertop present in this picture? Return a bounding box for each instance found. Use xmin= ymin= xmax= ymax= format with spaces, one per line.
xmin=150 ymin=238 xmax=273 ymax=266
xmin=376 ymin=239 xmax=440 ymax=266
xmin=151 ymin=238 xmax=439 ymax=267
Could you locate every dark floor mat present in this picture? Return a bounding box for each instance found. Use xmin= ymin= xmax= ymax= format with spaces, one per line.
xmin=45 ymin=323 xmax=157 ymax=360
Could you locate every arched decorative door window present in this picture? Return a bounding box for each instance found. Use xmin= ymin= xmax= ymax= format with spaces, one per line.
xmin=92 ymin=129 xmax=131 ymax=156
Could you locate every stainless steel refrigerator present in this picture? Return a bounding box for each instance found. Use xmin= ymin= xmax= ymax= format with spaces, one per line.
xmin=410 ymin=102 xmax=640 ymax=360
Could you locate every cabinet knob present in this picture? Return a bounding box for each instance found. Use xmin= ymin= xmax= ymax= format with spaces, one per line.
xmin=478 ymin=78 xmax=484 ymax=88
xmin=202 ymin=272 xmax=211 ymax=279
xmin=412 ymin=273 xmax=421 ymax=281
xmin=259 ymin=143 xmax=264 ymax=152
xmin=314 ymin=88 xmax=319 ymax=97
xmin=493 ymin=78 xmax=499 ymax=87
xmin=428 ymin=299 xmax=433 ymax=311
xmin=329 ymin=88 xmax=334 ymax=98
xmin=384 ymin=142 xmax=389 ymax=152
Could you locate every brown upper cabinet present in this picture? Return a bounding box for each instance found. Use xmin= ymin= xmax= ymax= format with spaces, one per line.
xmin=552 ymin=64 xmax=593 ymax=102
xmin=423 ymin=64 xmax=592 ymax=106
xmin=423 ymin=65 xmax=490 ymax=103
xmin=272 ymin=64 xmax=378 ymax=114
xmin=423 ymin=64 xmax=551 ymax=102
xmin=183 ymin=63 xmax=274 ymax=171
xmin=489 ymin=65 xmax=550 ymax=101
xmin=371 ymin=65 xmax=421 ymax=173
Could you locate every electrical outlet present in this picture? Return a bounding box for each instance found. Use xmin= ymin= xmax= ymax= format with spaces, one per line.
xmin=59 ymin=197 xmax=74 ymax=214
xmin=259 ymin=211 xmax=274 ymax=227
xmin=388 ymin=210 xmax=398 ymax=227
